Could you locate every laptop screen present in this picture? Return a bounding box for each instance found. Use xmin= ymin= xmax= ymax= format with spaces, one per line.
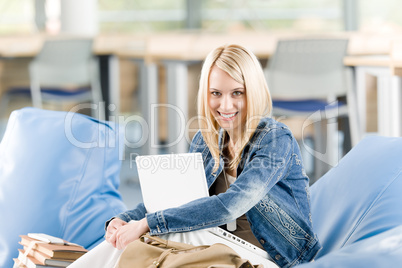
xmin=136 ymin=153 xmax=209 ymax=213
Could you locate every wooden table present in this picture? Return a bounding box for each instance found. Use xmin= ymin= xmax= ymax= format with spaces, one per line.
xmin=344 ymin=55 xmax=402 ymax=138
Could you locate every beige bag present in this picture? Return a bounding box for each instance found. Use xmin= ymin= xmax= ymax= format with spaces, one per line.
xmin=116 ymin=233 xmax=263 ymax=268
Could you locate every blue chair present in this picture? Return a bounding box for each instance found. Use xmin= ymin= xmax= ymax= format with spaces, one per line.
xmin=297 ymin=136 xmax=402 ymax=267
xmin=265 ymin=39 xmax=360 ymax=180
xmin=0 ymin=108 xmax=126 ymax=268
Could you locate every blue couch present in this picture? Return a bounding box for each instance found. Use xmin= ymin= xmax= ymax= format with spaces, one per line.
xmin=1 ymin=108 xmax=401 ymax=268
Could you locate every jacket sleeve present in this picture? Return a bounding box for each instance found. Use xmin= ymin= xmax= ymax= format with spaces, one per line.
xmin=146 ymin=126 xmax=294 ymax=235
xmin=115 ymin=202 xmax=147 ymax=222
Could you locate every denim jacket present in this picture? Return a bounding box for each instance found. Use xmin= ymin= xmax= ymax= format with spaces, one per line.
xmin=115 ymin=117 xmax=321 ymax=267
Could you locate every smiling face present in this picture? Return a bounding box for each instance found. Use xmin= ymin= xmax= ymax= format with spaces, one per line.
xmin=208 ymin=65 xmax=247 ymax=139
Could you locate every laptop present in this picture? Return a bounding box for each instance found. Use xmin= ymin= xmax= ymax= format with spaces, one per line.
xmin=136 ymin=152 xmax=270 ymax=260
xmin=136 ymin=153 xmax=209 ymax=213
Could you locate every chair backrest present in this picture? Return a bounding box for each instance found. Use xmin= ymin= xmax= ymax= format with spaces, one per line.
xmin=29 ymin=38 xmax=95 ymax=86
xmin=266 ymin=39 xmax=349 ymax=100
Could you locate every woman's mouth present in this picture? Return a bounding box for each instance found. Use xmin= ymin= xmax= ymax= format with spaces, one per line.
xmin=218 ymin=111 xmax=238 ymax=120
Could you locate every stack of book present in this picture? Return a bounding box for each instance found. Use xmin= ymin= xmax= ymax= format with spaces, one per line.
xmin=13 ymin=234 xmax=88 ymax=268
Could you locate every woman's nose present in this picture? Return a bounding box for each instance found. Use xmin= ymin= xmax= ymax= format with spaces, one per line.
xmin=220 ymin=95 xmax=234 ymax=110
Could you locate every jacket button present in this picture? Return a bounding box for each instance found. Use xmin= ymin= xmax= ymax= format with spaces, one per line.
xmin=259 ymin=239 xmax=265 ymax=245
xmin=275 ymin=254 xmax=282 ymax=260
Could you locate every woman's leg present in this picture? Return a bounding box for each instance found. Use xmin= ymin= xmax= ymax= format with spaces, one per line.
xmin=160 ymin=229 xmax=278 ymax=268
xmin=68 ymin=228 xmax=278 ymax=268
xmin=67 ymin=241 xmax=123 ymax=268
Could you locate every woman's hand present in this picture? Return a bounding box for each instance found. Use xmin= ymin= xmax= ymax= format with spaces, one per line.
xmin=109 ymin=218 xmax=150 ymax=250
xmin=105 ymin=218 xmax=128 ymax=244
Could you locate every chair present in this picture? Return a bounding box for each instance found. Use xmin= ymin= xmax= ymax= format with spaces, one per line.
xmin=0 ymin=108 xmax=126 ymax=268
xmin=29 ymin=38 xmax=105 ymax=119
xmin=297 ymin=136 xmax=402 ymax=267
xmin=264 ymin=38 xmax=359 ymax=180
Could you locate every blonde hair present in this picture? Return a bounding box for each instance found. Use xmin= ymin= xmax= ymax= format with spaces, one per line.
xmin=197 ymin=44 xmax=272 ymax=172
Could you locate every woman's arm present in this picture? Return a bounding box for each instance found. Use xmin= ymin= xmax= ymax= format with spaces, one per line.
xmin=146 ymin=127 xmax=294 ymax=236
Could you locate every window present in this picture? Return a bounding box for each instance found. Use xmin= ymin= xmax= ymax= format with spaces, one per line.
xmin=0 ymin=0 xmax=34 ymax=34
xmin=1 ymin=1 xmax=402 ymax=35
xmin=98 ymin=0 xmax=185 ymax=33
xmin=359 ymin=0 xmax=402 ymax=33
xmin=202 ymin=0 xmax=343 ymax=32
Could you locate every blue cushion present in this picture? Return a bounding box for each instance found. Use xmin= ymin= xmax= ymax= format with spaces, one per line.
xmin=308 ymin=136 xmax=402 ymax=260
xmin=296 ymin=225 xmax=402 ymax=267
xmin=272 ymin=99 xmax=345 ymax=112
xmin=0 ymin=108 xmax=127 ymax=268
xmin=8 ymin=86 xmax=91 ymax=97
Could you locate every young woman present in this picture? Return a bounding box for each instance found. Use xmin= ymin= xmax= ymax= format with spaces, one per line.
xmin=69 ymin=44 xmax=321 ymax=268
